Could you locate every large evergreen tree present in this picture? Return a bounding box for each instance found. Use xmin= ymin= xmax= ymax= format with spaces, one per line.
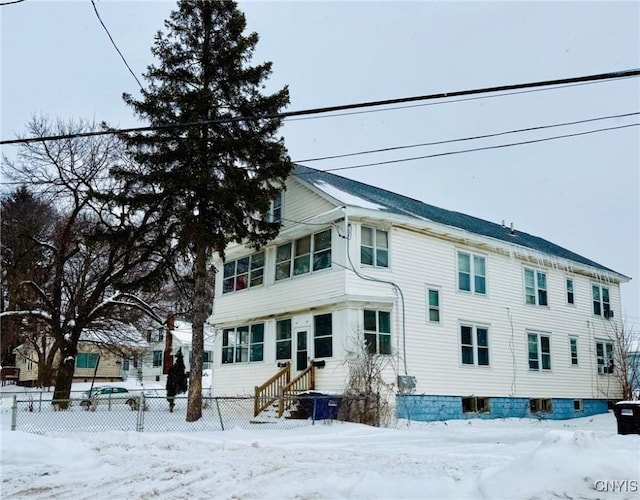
xmin=113 ymin=0 xmax=292 ymax=421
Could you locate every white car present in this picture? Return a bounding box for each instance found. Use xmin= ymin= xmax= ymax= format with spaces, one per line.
xmin=80 ymin=386 xmax=139 ymax=409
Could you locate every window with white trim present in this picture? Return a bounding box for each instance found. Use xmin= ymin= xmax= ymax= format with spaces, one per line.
xmin=364 ymin=310 xmax=391 ymax=355
xmin=427 ymin=288 xmax=440 ymax=323
xmin=566 ymin=278 xmax=574 ymax=305
xmin=524 ymin=268 xmax=548 ymax=306
xmin=313 ymin=313 xmax=333 ymax=358
xmin=457 ymin=252 xmax=486 ymax=295
xmin=268 ymin=192 xmax=283 ymax=223
xmin=361 ymin=226 xmax=389 ymax=268
xmin=276 ymin=319 xmax=292 ymax=360
xmin=462 ymin=396 xmax=490 ymax=413
xmin=222 ymin=324 xmax=264 ymax=364
xmin=592 ymin=284 xmax=611 ymax=318
xmin=596 ymin=340 xmax=614 ymax=374
xmin=569 ymin=337 xmax=578 ymax=366
xmin=460 ymin=324 xmax=489 ymax=366
xmin=275 ymin=229 xmax=331 ymax=281
xmin=528 ymin=332 xmax=551 ymax=371
xmin=222 ymin=252 xmax=264 ymax=293
xmin=152 ymin=350 xmax=163 ymax=367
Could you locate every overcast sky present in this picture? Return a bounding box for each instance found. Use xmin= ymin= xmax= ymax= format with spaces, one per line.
xmin=1 ymin=1 xmax=639 ymax=329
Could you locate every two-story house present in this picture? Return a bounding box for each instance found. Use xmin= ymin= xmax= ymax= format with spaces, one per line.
xmin=208 ymin=164 xmax=629 ymax=421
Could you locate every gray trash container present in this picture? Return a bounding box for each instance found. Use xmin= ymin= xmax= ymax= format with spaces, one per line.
xmin=613 ymin=401 xmax=640 ymax=435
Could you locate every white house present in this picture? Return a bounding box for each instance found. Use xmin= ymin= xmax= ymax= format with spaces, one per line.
xmin=142 ymin=316 xmax=216 ymax=385
xmin=208 ymin=164 xmax=629 ymax=421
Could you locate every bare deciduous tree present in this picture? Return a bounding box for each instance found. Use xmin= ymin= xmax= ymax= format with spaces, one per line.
xmin=1 ymin=117 xmax=172 ymax=407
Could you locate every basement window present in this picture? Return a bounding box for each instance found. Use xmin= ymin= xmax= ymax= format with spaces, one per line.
xmin=529 ymin=398 xmax=553 ymax=413
xmin=462 ymin=397 xmax=490 ymax=413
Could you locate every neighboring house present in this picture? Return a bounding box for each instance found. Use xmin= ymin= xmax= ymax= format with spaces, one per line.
xmin=208 ymin=164 xmax=629 ymax=421
xmin=13 ymin=322 xmax=146 ymax=386
xmin=142 ymin=316 xmax=216 ymax=384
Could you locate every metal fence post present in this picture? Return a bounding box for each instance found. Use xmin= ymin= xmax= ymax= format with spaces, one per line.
xmin=11 ymin=395 xmax=17 ymax=431
xmin=38 ymin=391 xmax=43 ymax=413
xmin=215 ymin=398 xmax=224 ymax=431
xmin=136 ymin=393 xmax=145 ymax=432
xmin=376 ymin=393 xmax=381 ymax=427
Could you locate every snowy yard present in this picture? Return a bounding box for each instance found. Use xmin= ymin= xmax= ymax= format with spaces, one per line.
xmin=1 ymin=384 xmax=638 ymax=500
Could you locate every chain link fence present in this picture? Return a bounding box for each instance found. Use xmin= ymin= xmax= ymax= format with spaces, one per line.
xmin=8 ymin=390 xmax=381 ymax=433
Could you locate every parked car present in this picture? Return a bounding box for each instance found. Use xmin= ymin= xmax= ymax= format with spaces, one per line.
xmin=80 ymin=386 xmax=139 ymax=410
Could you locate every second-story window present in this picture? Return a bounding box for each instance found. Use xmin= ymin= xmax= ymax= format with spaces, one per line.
xmin=528 ymin=332 xmax=551 ymax=371
xmin=361 ymin=226 xmax=389 ymax=268
xmin=223 ymin=252 xmax=264 ymax=294
xmin=524 ymin=268 xmax=548 ymax=306
xmin=592 ymin=285 xmax=611 ymax=318
xmin=268 ymin=192 xmax=283 ymax=223
xmin=275 ymin=229 xmax=332 ymax=281
xmin=566 ymin=278 xmax=574 ymax=305
xmin=457 ymin=252 xmax=486 ymax=295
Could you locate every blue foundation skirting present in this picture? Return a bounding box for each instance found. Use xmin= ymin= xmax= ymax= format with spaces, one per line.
xmin=396 ymin=394 xmax=609 ymax=421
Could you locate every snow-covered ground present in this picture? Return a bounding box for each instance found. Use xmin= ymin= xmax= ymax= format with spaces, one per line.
xmin=1 ymin=384 xmax=638 ymax=499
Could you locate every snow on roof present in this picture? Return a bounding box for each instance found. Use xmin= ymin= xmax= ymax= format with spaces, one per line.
xmin=80 ymin=322 xmax=148 ymax=349
xmin=171 ymin=320 xmax=216 ymax=349
xmin=309 ymin=179 xmax=386 ymax=210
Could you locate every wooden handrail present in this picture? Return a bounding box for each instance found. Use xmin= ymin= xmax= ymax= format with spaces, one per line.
xmin=254 ymin=362 xmax=290 ymax=417
xmin=277 ymin=364 xmax=315 ymax=417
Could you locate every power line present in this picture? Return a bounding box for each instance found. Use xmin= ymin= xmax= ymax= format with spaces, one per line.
xmin=286 ymin=77 xmax=640 ymax=123
xmin=2 ymin=68 xmax=639 ymax=146
xmin=294 ymin=112 xmax=640 ymax=163
xmin=0 ymin=0 xmax=27 ymax=5
xmin=90 ymin=0 xmax=143 ymax=90
xmin=305 ymin=123 xmax=639 ymax=174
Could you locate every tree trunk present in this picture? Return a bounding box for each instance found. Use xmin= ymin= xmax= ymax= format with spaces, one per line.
xmin=52 ymin=357 xmax=75 ymax=409
xmin=186 ymin=244 xmax=207 ymax=422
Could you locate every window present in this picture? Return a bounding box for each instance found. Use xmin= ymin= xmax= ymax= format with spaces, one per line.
xmin=222 ymin=324 xmax=264 ymax=364
xmin=592 ymin=285 xmax=612 ymax=318
xmin=268 ymin=192 xmax=283 ymax=223
xmin=569 ymin=337 xmax=578 ymax=366
xmin=573 ymin=399 xmax=583 ymax=411
xmin=596 ymin=340 xmax=614 ymax=374
xmin=313 ymin=313 xmax=333 ymax=358
xmin=457 ymin=252 xmax=486 ymax=295
xmin=524 ymin=268 xmax=548 ymax=306
xmin=364 ymin=310 xmax=391 ymax=355
xmin=528 ymin=332 xmax=551 ymax=371
xmin=76 ymin=352 xmax=99 ymax=369
xmin=223 ymin=252 xmax=264 ymax=293
xmin=566 ymin=278 xmax=574 ymax=305
xmin=428 ymin=288 xmax=440 ymax=323
xmin=529 ymin=398 xmax=552 ymax=413
xmin=361 ymin=227 xmax=389 ymax=268
xmin=275 ymin=229 xmax=332 ymax=281
xmin=462 ymin=397 xmax=490 ymax=413
xmin=152 ymin=350 xmax=163 ymax=367
xmin=460 ymin=324 xmax=489 ymax=366
xmin=276 ymin=319 xmax=292 ymax=360
xmin=202 ymin=351 xmax=213 ymax=369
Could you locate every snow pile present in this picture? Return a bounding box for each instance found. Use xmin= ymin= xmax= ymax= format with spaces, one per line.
xmin=1 ymin=397 xmax=638 ymax=500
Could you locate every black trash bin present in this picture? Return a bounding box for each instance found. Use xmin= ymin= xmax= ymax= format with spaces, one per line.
xmin=613 ymin=401 xmax=640 ymax=435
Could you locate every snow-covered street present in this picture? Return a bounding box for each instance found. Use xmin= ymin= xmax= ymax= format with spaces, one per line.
xmin=2 ymin=401 xmax=638 ymax=499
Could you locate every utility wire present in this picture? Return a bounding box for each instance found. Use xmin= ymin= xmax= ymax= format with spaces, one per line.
xmin=294 ymin=111 xmax=640 ymax=163
xmin=309 ymin=123 xmax=639 ymax=173
xmin=90 ymin=0 xmax=143 ymax=90
xmin=286 ymin=77 xmax=640 ymax=123
xmin=2 ymin=68 xmax=639 ymax=145
xmin=0 ymin=0 xmax=27 ymax=5
xmin=2 ymin=122 xmax=636 ymax=188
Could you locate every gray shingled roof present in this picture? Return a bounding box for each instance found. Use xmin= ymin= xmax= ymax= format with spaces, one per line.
xmin=293 ymin=164 xmax=626 ymax=278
